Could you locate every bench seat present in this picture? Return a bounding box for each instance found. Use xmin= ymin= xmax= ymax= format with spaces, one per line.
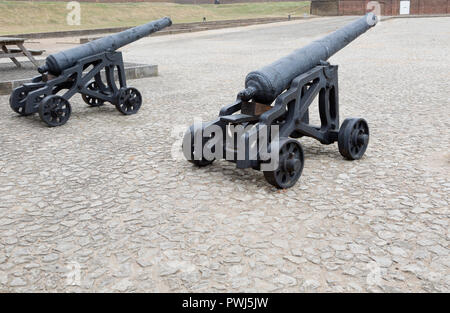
xmin=6 ymin=48 xmax=45 ymax=56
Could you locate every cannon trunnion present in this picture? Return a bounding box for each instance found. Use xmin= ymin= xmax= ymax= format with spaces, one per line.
xmin=183 ymin=14 xmax=376 ymax=189
xmin=9 ymin=17 xmax=172 ymax=127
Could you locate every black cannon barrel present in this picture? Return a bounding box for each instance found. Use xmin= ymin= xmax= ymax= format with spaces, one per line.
xmin=240 ymin=13 xmax=378 ymax=104
xmin=38 ymin=17 xmax=172 ymax=75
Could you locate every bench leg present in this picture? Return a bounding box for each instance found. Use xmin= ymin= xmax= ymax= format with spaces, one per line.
xmin=1 ymin=44 xmax=22 ymax=68
xmin=17 ymin=43 xmax=39 ymax=68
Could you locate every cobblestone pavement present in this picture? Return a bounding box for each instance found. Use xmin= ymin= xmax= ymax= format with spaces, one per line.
xmin=0 ymin=17 xmax=448 ymax=292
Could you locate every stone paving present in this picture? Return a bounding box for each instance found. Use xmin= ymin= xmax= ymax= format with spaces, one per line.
xmin=0 ymin=16 xmax=448 ymax=292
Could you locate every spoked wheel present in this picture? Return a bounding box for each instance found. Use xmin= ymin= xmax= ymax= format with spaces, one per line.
xmin=82 ymin=81 xmax=105 ymax=107
xmin=39 ymin=95 xmax=72 ymax=127
xmin=115 ymin=87 xmax=142 ymax=115
xmin=10 ymin=88 xmax=33 ymax=116
xmin=182 ymin=124 xmax=215 ymax=167
xmin=263 ymin=138 xmax=304 ymax=189
xmin=338 ymin=118 xmax=369 ymax=160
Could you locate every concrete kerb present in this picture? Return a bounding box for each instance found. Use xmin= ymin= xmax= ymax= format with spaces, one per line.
xmin=0 ymin=62 xmax=157 ymax=95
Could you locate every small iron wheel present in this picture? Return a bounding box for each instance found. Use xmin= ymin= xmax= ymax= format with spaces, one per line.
xmin=182 ymin=125 xmax=215 ymax=167
xmin=115 ymin=87 xmax=142 ymax=115
xmin=338 ymin=118 xmax=369 ymax=160
xmin=263 ymin=138 xmax=304 ymax=189
xmin=82 ymin=81 xmax=105 ymax=107
xmin=39 ymin=95 xmax=72 ymax=127
xmin=10 ymin=88 xmax=33 ymax=116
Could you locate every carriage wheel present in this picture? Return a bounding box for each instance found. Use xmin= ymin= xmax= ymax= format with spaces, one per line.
xmin=338 ymin=118 xmax=369 ymax=160
xmin=39 ymin=95 xmax=72 ymax=127
xmin=82 ymin=82 xmax=105 ymax=107
xmin=115 ymin=87 xmax=142 ymax=115
xmin=263 ymin=138 xmax=304 ymax=189
xmin=182 ymin=125 xmax=215 ymax=167
xmin=10 ymin=88 xmax=33 ymax=116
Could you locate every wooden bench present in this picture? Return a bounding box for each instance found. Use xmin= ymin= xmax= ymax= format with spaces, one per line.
xmin=0 ymin=37 xmax=43 ymax=68
xmin=6 ymin=48 xmax=45 ymax=56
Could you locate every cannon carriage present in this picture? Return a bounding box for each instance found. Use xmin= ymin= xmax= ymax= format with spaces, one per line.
xmin=9 ymin=17 xmax=172 ymax=127
xmin=183 ymin=14 xmax=377 ymax=189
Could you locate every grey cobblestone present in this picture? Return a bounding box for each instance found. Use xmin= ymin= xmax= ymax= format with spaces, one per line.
xmin=0 ymin=17 xmax=448 ymax=292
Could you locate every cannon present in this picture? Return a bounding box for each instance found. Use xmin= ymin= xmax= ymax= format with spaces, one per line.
xmin=183 ymin=14 xmax=377 ymax=189
xmin=9 ymin=17 xmax=172 ymax=127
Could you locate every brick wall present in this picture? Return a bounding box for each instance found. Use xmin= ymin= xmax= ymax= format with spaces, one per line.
xmin=412 ymin=0 xmax=450 ymax=14
xmin=310 ymin=1 xmax=339 ymax=15
xmin=311 ymin=0 xmax=449 ymax=15
xmin=386 ymin=0 xmax=450 ymax=15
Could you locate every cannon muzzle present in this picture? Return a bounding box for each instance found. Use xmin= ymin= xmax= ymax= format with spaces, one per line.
xmin=241 ymin=13 xmax=378 ymax=104
xmin=38 ymin=17 xmax=172 ymax=75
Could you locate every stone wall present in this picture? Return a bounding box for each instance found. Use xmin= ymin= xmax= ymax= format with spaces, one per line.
xmin=310 ymin=1 xmax=339 ymax=15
